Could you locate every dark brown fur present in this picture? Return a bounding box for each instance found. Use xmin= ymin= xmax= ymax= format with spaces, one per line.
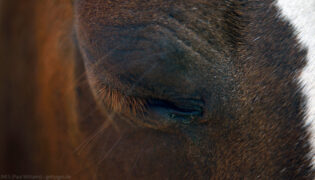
xmin=0 ymin=0 xmax=314 ymax=179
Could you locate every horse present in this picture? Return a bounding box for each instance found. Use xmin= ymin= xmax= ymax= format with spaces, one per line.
xmin=0 ymin=0 xmax=314 ymax=179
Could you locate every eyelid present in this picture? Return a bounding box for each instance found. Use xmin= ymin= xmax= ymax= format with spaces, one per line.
xmin=146 ymin=98 xmax=204 ymax=124
xmin=98 ymin=86 xmax=148 ymax=115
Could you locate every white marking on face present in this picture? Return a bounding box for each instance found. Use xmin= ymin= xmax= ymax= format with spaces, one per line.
xmin=275 ymin=0 xmax=315 ymax=169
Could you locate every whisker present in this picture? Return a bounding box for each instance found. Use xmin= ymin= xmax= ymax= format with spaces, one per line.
xmin=73 ymin=50 xmax=168 ymax=96
xmin=130 ymin=135 xmax=151 ymax=172
xmin=97 ymin=134 xmax=124 ymax=165
xmin=74 ymin=43 xmax=126 ymax=87
xmin=126 ymin=61 xmax=160 ymax=96
xmin=74 ymin=113 xmax=114 ymax=155
xmin=73 ymin=25 xmax=176 ymax=171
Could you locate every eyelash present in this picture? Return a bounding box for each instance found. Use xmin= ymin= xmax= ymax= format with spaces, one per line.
xmin=97 ymin=86 xmax=148 ymax=115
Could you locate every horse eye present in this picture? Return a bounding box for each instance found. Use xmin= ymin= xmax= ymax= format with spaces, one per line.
xmin=145 ymin=98 xmax=204 ymax=125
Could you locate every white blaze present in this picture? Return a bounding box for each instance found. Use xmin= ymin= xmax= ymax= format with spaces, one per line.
xmin=275 ymin=0 xmax=315 ymax=169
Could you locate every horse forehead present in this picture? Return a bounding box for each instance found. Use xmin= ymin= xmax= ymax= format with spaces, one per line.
xmin=275 ymin=0 xmax=315 ymax=170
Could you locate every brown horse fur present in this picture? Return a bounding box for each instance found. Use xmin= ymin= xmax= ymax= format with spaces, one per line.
xmin=0 ymin=0 xmax=94 ymax=177
xmin=0 ymin=0 xmax=314 ymax=179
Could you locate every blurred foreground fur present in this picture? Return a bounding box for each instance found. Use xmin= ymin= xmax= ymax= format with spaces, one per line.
xmin=0 ymin=1 xmax=94 ymax=177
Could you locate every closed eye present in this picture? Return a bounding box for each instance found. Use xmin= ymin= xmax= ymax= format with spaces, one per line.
xmin=99 ymin=86 xmax=204 ymax=128
xmin=145 ymin=98 xmax=204 ymax=125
